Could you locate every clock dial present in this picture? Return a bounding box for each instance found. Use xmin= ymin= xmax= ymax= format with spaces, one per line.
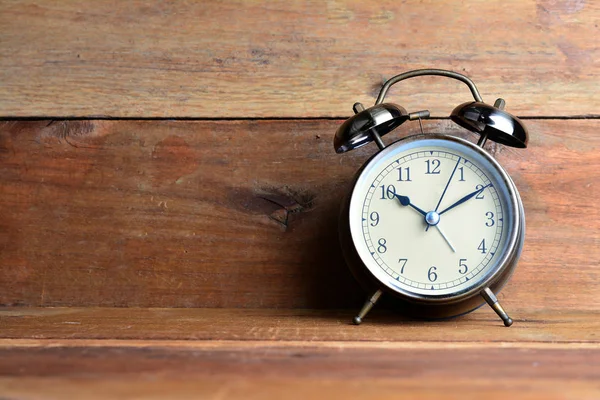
xmin=349 ymin=137 xmax=516 ymax=297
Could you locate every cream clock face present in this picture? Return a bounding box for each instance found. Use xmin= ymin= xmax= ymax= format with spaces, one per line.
xmin=349 ymin=137 xmax=517 ymax=297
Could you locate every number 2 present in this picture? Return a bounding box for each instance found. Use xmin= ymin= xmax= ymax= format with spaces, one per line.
xmin=475 ymin=184 xmax=485 ymax=199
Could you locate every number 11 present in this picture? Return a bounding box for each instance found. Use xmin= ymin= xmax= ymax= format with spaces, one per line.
xmin=397 ymin=167 xmax=411 ymax=181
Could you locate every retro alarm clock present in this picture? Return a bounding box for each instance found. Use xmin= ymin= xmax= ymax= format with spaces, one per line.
xmin=335 ymin=69 xmax=528 ymax=327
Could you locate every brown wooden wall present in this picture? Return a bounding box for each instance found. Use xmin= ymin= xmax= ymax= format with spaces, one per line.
xmin=0 ymin=0 xmax=599 ymax=311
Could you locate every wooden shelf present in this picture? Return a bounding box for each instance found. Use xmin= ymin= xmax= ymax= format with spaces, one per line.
xmin=2 ymin=307 xmax=600 ymax=342
xmin=1 ymin=308 xmax=599 ymax=399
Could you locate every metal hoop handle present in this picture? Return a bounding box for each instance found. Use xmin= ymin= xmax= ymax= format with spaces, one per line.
xmin=375 ymin=69 xmax=483 ymax=105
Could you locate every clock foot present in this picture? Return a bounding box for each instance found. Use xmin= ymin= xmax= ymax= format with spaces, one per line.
xmin=481 ymin=287 xmax=513 ymax=327
xmin=353 ymin=289 xmax=383 ymax=325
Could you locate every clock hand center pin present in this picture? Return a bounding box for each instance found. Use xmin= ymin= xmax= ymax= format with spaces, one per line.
xmin=396 ymin=195 xmax=456 ymax=252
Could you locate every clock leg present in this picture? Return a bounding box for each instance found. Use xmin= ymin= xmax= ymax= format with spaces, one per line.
xmin=481 ymin=287 xmax=513 ymax=327
xmin=353 ymin=289 xmax=383 ymax=325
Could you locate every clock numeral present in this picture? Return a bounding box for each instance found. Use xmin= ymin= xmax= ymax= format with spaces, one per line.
xmin=475 ymin=184 xmax=485 ymax=199
xmin=458 ymin=258 xmax=468 ymax=274
xmin=478 ymin=239 xmax=487 ymax=254
xmin=397 ymin=167 xmax=412 ymax=182
xmin=428 ymin=266 xmax=438 ymax=282
xmin=425 ymin=159 xmax=441 ymax=174
xmin=369 ymin=211 xmax=380 ymax=227
xmin=379 ymin=184 xmax=397 ymax=200
xmin=377 ymin=238 xmax=387 ymax=254
xmin=458 ymin=167 xmax=466 ymax=181
xmin=398 ymin=258 xmax=407 ymax=274
xmin=485 ymin=211 xmax=495 ymax=227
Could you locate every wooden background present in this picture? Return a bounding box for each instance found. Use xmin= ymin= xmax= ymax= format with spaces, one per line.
xmin=0 ymin=0 xmax=598 ymax=310
xmin=1 ymin=119 xmax=599 ymax=311
xmin=1 ymin=0 xmax=599 ymax=118
xmin=0 ymin=1 xmax=599 ymax=398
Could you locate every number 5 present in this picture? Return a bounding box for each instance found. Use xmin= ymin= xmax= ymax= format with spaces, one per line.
xmin=458 ymin=259 xmax=468 ymax=274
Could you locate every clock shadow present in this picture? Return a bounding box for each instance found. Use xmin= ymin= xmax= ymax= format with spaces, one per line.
xmin=293 ymin=190 xmax=365 ymax=309
xmin=292 ymin=182 xmax=488 ymax=313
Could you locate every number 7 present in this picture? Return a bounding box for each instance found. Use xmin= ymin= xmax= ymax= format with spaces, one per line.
xmin=398 ymin=258 xmax=407 ymax=274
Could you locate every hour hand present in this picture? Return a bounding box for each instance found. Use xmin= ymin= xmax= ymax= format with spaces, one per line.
xmin=395 ymin=194 xmax=427 ymax=216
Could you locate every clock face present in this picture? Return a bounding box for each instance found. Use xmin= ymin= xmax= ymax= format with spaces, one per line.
xmin=349 ymin=136 xmax=518 ymax=298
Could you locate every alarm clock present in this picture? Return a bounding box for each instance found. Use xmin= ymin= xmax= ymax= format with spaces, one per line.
xmin=334 ymin=69 xmax=528 ymax=327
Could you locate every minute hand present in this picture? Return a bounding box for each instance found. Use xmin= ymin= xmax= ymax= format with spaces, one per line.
xmin=438 ymin=184 xmax=492 ymax=216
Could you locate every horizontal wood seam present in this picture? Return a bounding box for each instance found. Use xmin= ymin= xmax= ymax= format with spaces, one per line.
xmin=1 ymin=339 xmax=599 ymax=350
xmin=1 ymin=116 xmax=600 ymax=122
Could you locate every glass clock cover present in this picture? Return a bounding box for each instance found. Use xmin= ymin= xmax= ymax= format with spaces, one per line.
xmin=348 ymin=136 xmax=519 ymax=298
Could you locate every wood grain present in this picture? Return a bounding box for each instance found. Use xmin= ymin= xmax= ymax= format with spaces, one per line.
xmin=1 ymin=308 xmax=600 ymax=342
xmin=0 ymin=119 xmax=598 ymax=309
xmin=1 ymin=0 xmax=599 ymax=118
xmin=1 ymin=308 xmax=599 ymax=399
xmin=0 ymin=339 xmax=599 ymax=400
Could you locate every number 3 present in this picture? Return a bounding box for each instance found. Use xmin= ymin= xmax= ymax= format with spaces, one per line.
xmin=486 ymin=211 xmax=495 ymax=227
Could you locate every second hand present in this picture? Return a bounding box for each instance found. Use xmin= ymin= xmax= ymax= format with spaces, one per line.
xmin=435 ymin=224 xmax=456 ymax=252
xmin=426 ymin=156 xmax=462 ymax=231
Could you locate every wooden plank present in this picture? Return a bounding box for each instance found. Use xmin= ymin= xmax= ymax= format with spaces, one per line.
xmin=0 ymin=1 xmax=598 ymax=118
xmin=1 ymin=308 xmax=599 ymax=342
xmin=0 ymin=119 xmax=599 ymax=309
xmin=0 ymin=339 xmax=599 ymax=399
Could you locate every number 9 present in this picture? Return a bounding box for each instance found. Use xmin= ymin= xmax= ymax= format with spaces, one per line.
xmin=370 ymin=211 xmax=380 ymax=227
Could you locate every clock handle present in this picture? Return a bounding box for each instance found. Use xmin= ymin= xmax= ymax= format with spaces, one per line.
xmin=375 ymin=69 xmax=483 ymax=105
xmin=476 ymin=99 xmax=506 ymax=147
xmin=481 ymin=287 xmax=514 ymax=327
xmin=353 ymin=289 xmax=383 ymax=325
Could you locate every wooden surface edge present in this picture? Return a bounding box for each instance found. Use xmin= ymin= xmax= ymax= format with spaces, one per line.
xmin=1 ymin=307 xmax=599 ymax=343
xmin=1 ymin=308 xmax=599 ymax=400
xmin=1 ymin=338 xmax=599 ymax=350
xmin=0 ymin=339 xmax=599 ymax=400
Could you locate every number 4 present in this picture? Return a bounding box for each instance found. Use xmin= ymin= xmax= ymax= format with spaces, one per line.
xmin=478 ymin=239 xmax=487 ymax=254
